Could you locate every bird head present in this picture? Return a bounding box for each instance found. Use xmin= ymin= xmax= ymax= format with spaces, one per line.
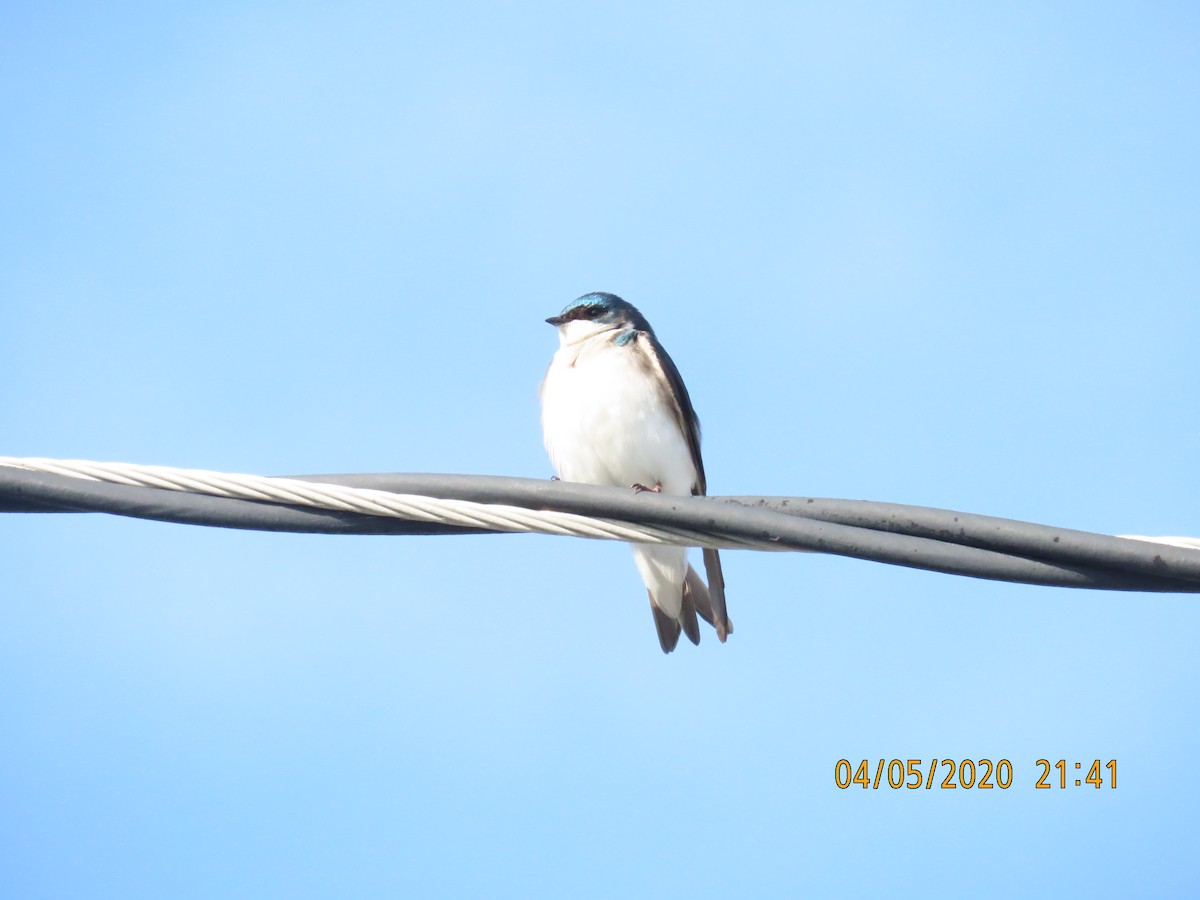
xmin=545 ymin=292 xmax=652 ymax=344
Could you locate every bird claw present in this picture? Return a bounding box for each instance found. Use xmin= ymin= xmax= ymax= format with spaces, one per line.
xmin=631 ymin=481 xmax=663 ymax=493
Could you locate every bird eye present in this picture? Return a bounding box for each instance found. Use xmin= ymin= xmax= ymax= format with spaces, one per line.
xmin=585 ymin=306 xmax=603 ymax=318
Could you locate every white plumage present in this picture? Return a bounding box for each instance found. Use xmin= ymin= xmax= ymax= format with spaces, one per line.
xmin=540 ymin=295 xmax=731 ymax=652
xmin=541 ymin=322 xmax=697 ymax=495
xmin=541 ymin=322 xmax=695 ymax=620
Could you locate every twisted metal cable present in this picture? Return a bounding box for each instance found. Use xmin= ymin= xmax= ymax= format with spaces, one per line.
xmin=0 ymin=457 xmax=765 ymax=549
xmin=3 ymin=456 xmax=1199 ymax=593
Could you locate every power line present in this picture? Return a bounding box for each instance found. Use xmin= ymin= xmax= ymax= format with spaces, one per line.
xmin=2 ymin=456 xmax=1199 ymax=593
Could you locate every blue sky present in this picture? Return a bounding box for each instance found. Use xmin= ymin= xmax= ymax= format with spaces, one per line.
xmin=2 ymin=2 xmax=1198 ymax=897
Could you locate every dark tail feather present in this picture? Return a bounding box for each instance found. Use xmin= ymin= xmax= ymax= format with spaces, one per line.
xmin=684 ymin=563 xmax=734 ymax=641
xmin=701 ymin=549 xmax=732 ymax=642
xmin=649 ymin=592 xmax=681 ymax=653
xmin=679 ymin=580 xmax=701 ymax=646
xmin=685 ymin=565 xmax=715 ymax=627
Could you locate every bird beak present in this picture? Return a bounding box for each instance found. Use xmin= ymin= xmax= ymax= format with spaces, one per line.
xmin=545 ymin=315 xmax=566 ymax=326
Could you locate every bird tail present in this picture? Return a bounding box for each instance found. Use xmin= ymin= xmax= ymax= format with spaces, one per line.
xmin=686 ymin=550 xmax=733 ymax=643
xmin=639 ymin=546 xmax=730 ymax=653
xmin=647 ymin=582 xmax=701 ymax=653
xmin=649 ymin=596 xmax=682 ymax=653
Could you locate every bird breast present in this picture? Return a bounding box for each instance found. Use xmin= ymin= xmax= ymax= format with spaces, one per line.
xmin=541 ymin=338 xmax=697 ymax=495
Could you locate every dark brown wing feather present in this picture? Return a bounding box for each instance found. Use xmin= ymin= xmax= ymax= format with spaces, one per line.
xmin=685 ymin=561 xmax=733 ymax=642
xmin=635 ymin=331 xmax=732 ymax=640
xmin=634 ymin=331 xmax=706 ymax=493
xmin=702 ymin=548 xmax=731 ymax=642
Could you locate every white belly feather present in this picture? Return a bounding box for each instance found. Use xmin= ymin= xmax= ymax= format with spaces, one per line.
xmin=540 ymin=338 xmax=697 ymax=495
xmin=541 ymin=335 xmax=695 ymax=619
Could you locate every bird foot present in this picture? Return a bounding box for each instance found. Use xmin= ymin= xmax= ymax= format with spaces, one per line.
xmin=631 ymin=481 xmax=663 ymax=493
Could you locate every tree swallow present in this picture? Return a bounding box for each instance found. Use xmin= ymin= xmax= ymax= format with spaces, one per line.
xmin=540 ymin=291 xmax=732 ymax=653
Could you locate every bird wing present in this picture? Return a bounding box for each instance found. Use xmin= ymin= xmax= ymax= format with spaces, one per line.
xmin=635 ymin=330 xmax=732 ymax=641
xmin=634 ymin=331 xmax=706 ymax=494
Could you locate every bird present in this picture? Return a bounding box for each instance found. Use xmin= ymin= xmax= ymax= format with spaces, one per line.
xmin=540 ymin=291 xmax=732 ymax=653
